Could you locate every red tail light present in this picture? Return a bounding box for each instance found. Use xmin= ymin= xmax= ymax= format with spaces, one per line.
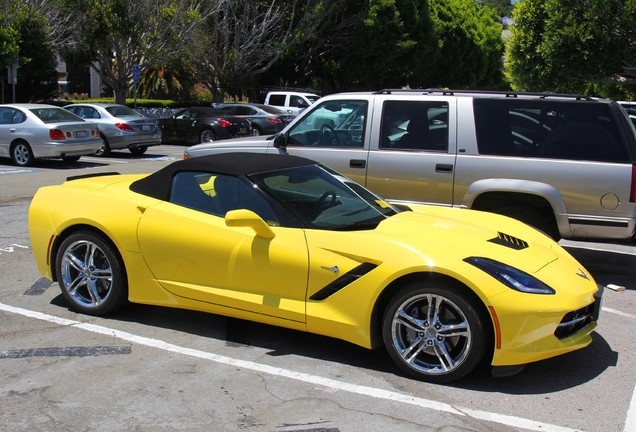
xmin=115 ymin=123 xmax=134 ymax=132
xmin=218 ymin=119 xmax=231 ymax=127
xmin=49 ymin=129 xmax=65 ymax=140
xmin=630 ymin=164 xmax=636 ymax=202
xmin=267 ymin=117 xmax=282 ymax=125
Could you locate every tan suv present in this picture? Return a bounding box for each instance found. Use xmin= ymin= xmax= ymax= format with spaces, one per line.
xmin=185 ymin=89 xmax=636 ymax=241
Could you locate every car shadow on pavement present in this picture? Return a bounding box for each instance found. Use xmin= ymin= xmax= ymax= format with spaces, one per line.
xmin=564 ymin=246 xmax=636 ymax=291
xmin=457 ymin=332 xmax=616 ymax=393
xmin=50 ymin=293 xmax=615 ymax=393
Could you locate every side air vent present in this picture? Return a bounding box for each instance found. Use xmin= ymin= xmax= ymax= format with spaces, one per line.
xmin=488 ymin=232 xmax=529 ymax=250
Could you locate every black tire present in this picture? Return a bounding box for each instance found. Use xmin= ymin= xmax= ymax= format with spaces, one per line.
xmin=199 ymin=129 xmax=215 ymax=143
xmin=62 ymin=156 xmax=81 ymax=163
xmin=382 ymin=283 xmax=487 ymax=383
xmin=130 ymin=146 xmax=147 ymax=155
xmin=496 ymin=206 xmax=559 ymax=240
xmin=55 ymin=231 xmax=128 ymax=316
xmin=96 ymin=137 xmax=111 ymax=156
xmin=10 ymin=141 xmax=34 ymax=167
xmin=251 ymin=127 xmax=262 ymax=136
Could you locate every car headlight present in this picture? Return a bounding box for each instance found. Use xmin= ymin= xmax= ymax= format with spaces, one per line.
xmin=464 ymin=257 xmax=556 ymax=295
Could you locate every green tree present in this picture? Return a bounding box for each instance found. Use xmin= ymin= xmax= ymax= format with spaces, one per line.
xmin=58 ymin=0 xmax=215 ymax=104
xmin=1 ymin=1 xmax=59 ymax=102
xmin=505 ymin=0 xmax=627 ymax=94
xmin=0 ymin=0 xmax=21 ymax=68
xmin=428 ymin=0 xmax=504 ymax=89
xmin=323 ymin=0 xmax=504 ymax=91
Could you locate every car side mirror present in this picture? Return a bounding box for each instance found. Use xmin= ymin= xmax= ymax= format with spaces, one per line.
xmin=273 ymin=133 xmax=287 ymax=151
xmin=225 ymin=209 xmax=276 ymax=239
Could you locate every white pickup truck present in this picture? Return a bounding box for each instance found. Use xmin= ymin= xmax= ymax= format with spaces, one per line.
xmin=264 ymin=91 xmax=320 ymax=115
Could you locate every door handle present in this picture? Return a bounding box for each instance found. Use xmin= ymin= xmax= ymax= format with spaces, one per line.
xmin=350 ymin=159 xmax=366 ymax=168
xmin=435 ymin=163 xmax=453 ymax=173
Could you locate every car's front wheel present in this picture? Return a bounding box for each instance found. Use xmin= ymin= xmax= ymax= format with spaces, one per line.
xmin=56 ymin=231 xmax=128 ymax=316
xmin=10 ymin=141 xmax=34 ymax=167
xmin=382 ymin=283 xmax=488 ymax=383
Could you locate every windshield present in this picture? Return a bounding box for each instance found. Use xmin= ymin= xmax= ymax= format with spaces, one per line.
xmin=249 ymin=165 xmax=397 ymax=230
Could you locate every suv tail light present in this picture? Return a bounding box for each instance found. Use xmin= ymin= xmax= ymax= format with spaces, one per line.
xmin=267 ymin=117 xmax=282 ymax=125
xmin=631 ymin=164 xmax=636 ymax=202
xmin=49 ymin=129 xmax=65 ymax=140
xmin=115 ymin=123 xmax=134 ymax=132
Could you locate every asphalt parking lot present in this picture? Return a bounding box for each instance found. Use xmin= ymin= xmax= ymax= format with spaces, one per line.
xmin=0 ymin=146 xmax=635 ymax=432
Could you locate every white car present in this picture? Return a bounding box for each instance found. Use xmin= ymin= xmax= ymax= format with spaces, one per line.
xmin=64 ymin=103 xmax=161 ymax=156
xmin=0 ymin=103 xmax=101 ymax=167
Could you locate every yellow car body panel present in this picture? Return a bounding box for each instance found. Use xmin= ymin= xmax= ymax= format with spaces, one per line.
xmin=28 ymin=169 xmax=600 ymax=371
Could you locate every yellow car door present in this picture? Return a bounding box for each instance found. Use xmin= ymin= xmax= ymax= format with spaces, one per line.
xmin=136 ymin=202 xmax=309 ymax=326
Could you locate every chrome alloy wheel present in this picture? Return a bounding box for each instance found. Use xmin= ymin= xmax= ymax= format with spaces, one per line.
xmin=11 ymin=142 xmax=33 ymax=166
xmin=60 ymin=239 xmax=114 ymax=308
xmin=390 ymin=293 xmax=472 ymax=376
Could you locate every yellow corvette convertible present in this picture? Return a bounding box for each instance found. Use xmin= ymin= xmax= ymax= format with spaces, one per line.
xmin=28 ymin=153 xmax=602 ymax=383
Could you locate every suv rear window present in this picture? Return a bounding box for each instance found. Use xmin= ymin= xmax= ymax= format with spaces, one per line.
xmin=474 ymin=99 xmax=628 ymax=163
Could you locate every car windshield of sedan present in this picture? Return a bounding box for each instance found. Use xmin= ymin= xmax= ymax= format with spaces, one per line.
xmin=249 ymin=165 xmax=398 ymax=230
xmin=30 ymin=108 xmax=83 ymax=123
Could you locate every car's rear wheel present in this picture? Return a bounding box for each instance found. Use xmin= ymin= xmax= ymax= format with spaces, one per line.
xmin=56 ymin=231 xmax=128 ymax=316
xmin=10 ymin=141 xmax=34 ymax=167
xmin=199 ymin=129 xmax=215 ymax=143
xmin=382 ymin=283 xmax=487 ymax=383
xmin=130 ymin=146 xmax=147 ymax=155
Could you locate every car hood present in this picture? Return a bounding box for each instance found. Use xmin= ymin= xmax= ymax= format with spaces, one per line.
xmin=376 ymin=207 xmax=560 ymax=274
xmin=185 ymin=135 xmax=273 ymax=157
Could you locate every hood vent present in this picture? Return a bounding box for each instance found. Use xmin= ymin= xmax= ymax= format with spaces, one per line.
xmin=488 ymin=232 xmax=529 ymax=250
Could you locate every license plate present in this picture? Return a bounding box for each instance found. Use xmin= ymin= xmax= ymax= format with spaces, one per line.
xmin=239 ymin=127 xmax=247 ymax=134
xmin=75 ymin=131 xmax=87 ymax=138
xmin=142 ymin=125 xmax=151 ymax=132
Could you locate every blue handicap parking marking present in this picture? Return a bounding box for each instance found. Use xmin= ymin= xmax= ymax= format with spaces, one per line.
xmin=0 ymin=166 xmax=40 ymax=175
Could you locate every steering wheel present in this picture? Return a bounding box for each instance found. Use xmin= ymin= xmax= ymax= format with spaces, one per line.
xmin=315 ymin=190 xmax=339 ymax=214
xmin=320 ymin=124 xmax=339 ymax=145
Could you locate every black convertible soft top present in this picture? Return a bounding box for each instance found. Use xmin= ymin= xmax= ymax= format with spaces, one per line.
xmin=130 ymin=152 xmax=315 ymax=200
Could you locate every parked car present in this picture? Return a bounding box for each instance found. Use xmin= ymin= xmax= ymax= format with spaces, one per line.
xmin=264 ymin=91 xmax=320 ymax=115
xmin=28 ymin=152 xmax=602 ymax=383
xmin=185 ymin=89 xmax=636 ymax=242
xmin=158 ymin=107 xmax=252 ymax=144
xmin=218 ymin=103 xmax=295 ymax=136
xmin=0 ymin=103 xmax=101 ymax=167
xmin=64 ymin=103 xmax=161 ymax=156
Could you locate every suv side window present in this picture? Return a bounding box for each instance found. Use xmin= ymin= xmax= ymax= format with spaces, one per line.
xmin=268 ymin=95 xmax=286 ymax=106
xmin=474 ymin=99 xmax=628 ymax=163
xmin=380 ymin=101 xmax=449 ymax=151
xmin=287 ymin=100 xmax=367 ymax=148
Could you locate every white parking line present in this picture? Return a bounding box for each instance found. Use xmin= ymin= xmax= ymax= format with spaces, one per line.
xmin=0 ymin=302 xmax=586 ymax=432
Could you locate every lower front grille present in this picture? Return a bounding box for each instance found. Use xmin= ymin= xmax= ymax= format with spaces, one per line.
xmin=554 ymin=302 xmax=595 ymax=339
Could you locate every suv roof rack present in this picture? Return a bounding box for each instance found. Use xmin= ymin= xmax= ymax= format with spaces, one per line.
xmin=372 ymin=88 xmax=594 ymax=101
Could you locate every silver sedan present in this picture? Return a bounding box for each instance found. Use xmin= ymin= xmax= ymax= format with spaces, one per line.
xmin=64 ymin=103 xmax=161 ymax=156
xmin=0 ymin=104 xmax=101 ymax=167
